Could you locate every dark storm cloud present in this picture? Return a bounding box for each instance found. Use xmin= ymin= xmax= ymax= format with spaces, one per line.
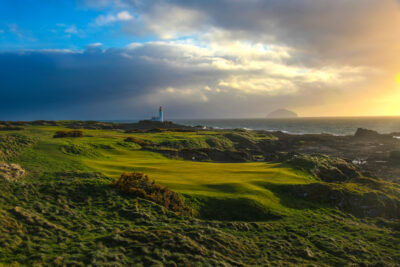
xmin=0 ymin=46 xmax=229 ymax=120
xmin=0 ymin=42 xmax=337 ymax=120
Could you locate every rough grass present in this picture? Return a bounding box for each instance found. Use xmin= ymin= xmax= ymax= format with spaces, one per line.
xmin=0 ymin=174 xmax=399 ymax=266
xmin=0 ymin=134 xmax=36 ymax=161
xmin=0 ymin=125 xmax=399 ymax=266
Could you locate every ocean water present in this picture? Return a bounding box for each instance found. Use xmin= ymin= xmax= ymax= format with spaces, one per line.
xmin=175 ymin=117 xmax=400 ymax=136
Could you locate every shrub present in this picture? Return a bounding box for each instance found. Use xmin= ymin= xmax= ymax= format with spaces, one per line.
xmin=114 ymin=172 xmax=192 ymax=216
xmin=53 ymin=130 xmax=83 ymax=138
xmin=124 ymin=137 xmax=153 ymax=146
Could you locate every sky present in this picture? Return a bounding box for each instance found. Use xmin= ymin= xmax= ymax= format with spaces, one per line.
xmin=1 ymin=0 xmax=400 ymax=120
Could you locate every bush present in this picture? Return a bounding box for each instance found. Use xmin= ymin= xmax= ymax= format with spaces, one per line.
xmin=124 ymin=137 xmax=153 ymax=146
xmin=53 ymin=130 xmax=83 ymax=138
xmin=114 ymin=172 xmax=192 ymax=216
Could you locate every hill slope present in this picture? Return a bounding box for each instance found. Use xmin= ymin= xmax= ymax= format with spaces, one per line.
xmin=0 ymin=124 xmax=399 ymax=266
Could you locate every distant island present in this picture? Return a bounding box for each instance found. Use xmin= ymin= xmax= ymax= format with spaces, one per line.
xmin=267 ymin=109 xmax=298 ymax=118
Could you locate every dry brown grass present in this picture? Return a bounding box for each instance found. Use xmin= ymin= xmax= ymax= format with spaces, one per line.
xmin=114 ymin=172 xmax=192 ymax=216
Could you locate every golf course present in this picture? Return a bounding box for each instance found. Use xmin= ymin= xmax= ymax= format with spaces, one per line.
xmin=0 ymin=123 xmax=399 ymax=266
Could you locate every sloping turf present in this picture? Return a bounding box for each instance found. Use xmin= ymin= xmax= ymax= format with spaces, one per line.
xmin=9 ymin=126 xmax=316 ymax=217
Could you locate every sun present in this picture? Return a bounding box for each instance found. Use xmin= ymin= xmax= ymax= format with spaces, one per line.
xmin=396 ymin=73 xmax=400 ymax=85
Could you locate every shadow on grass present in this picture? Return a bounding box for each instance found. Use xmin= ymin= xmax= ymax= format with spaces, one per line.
xmin=251 ymin=181 xmax=326 ymax=210
xmin=203 ymin=183 xmax=247 ymax=194
xmin=184 ymin=194 xmax=282 ymax=221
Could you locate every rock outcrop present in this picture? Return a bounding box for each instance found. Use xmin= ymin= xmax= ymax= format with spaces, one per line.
xmin=354 ymin=128 xmax=382 ymax=139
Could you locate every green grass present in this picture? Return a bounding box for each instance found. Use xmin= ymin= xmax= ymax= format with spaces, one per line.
xmin=84 ymin=149 xmax=315 ymax=217
xmin=9 ymin=126 xmax=315 ymax=218
xmin=0 ymin=125 xmax=399 ymax=266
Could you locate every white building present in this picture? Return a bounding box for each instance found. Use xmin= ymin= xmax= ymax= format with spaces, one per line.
xmin=151 ymin=106 xmax=164 ymax=122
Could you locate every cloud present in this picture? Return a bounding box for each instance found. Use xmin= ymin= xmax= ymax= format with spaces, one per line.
xmin=7 ymin=24 xmax=36 ymax=41
xmin=95 ymin=11 xmax=133 ymax=26
xmin=117 ymin=11 xmax=133 ymax=20
xmin=0 ymin=38 xmax=378 ymax=120
xmin=65 ymin=25 xmax=78 ymax=34
xmin=80 ymin=0 xmax=127 ymax=8
xmin=109 ymin=0 xmax=400 ymax=73
xmin=88 ymin=42 xmax=103 ymax=47
xmin=8 ymin=24 xmax=23 ymax=38
xmin=111 ymin=0 xmax=400 ymax=116
xmin=2 ymin=0 xmax=399 ymax=119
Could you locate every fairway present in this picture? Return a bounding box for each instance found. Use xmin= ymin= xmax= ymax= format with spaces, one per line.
xmin=83 ymin=148 xmax=315 ymax=214
xmin=84 ymin=150 xmax=313 ymax=192
xmin=12 ymin=126 xmax=316 ymax=215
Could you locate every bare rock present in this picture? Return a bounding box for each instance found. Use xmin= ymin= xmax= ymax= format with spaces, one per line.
xmin=354 ymin=128 xmax=381 ymax=139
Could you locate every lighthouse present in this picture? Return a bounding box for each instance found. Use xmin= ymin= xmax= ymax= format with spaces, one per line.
xmin=159 ymin=106 xmax=164 ymax=122
xmin=151 ymin=106 xmax=164 ymax=122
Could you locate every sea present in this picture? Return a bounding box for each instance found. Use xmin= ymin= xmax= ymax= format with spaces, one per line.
xmin=173 ymin=117 xmax=400 ymax=136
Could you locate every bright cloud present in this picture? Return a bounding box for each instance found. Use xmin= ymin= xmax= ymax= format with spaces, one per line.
xmin=88 ymin=42 xmax=103 ymax=47
xmin=95 ymin=11 xmax=133 ymax=26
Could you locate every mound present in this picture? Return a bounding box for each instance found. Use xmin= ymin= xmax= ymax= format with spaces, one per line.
xmin=0 ymin=134 xmax=36 ymax=160
xmin=124 ymin=137 xmax=153 ymax=147
xmin=283 ymin=153 xmax=362 ymax=182
xmin=223 ymin=132 xmax=259 ymax=150
xmin=60 ymin=143 xmax=101 ymax=157
xmin=286 ymin=182 xmax=400 ymax=219
xmin=114 ymin=172 xmax=192 ymax=216
xmin=0 ymin=162 xmax=25 ymax=182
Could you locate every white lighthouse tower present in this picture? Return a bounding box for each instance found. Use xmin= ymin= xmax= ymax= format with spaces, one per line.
xmin=151 ymin=106 xmax=164 ymax=122
xmin=159 ymin=106 xmax=164 ymax=122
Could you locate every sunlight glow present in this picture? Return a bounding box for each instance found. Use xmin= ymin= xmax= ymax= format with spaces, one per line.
xmin=396 ymin=73 xmax=400 ymax=85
